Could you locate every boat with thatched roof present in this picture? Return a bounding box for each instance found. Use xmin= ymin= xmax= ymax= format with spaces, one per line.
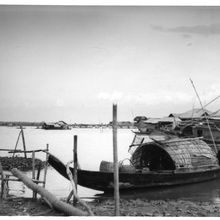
xmin=48 ymin=130 xmax=220 ymax=191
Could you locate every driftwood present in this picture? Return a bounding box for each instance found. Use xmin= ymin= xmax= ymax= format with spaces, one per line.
xmin=11 ymin=168 xmax=87 ymax=216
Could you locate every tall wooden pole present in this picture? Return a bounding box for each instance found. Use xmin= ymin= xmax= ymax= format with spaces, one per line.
xmin=20 ymin=126 xmax=27 ymax=158
xmin=32 ymin=151 xmax=36 ymax=198
xmin=113 ymin=104 xmax=120 ymax=216
xmin=73 ymin=135 xmax=78 ymax=205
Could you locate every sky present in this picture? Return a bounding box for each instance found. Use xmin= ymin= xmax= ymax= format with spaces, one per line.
xmin=1 ymin=5 xmax=220 ymax=123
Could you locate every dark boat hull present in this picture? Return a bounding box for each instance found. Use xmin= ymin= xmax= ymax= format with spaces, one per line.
xmin=48 ymin=154 xmax=220 ymax=191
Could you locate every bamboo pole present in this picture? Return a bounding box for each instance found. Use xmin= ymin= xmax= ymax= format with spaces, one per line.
xmin=36 ymin=163 xmax=41 ymax=181
xmin=66 ymin=162 xmax=94 ymax=215
xmin=32 ymin=151 xmax=36 ymax=198
xmin=13 ymin=131 xmax=22 ymax=158
xmin=112 ymin=104 xmax=120 ymax=216
xmin=32 ymin=151 xmax=35 ymax=180
xmin=20 ymin=126 xmax=27 ymax=158
xmin=43 ymin=144 xmax=49 ymax=188
xmin=0 ymin=162 xmax=5 ymax=199
xmin=190 ymin=78 xmax=217 ymax=153
xmin=33 ymin=162 xmax=42 ymax=199
xmin=11 ymin=168 xmax=87 ymax=216
xmin=73 ymin=135 xmax=78 ymax=204
xmin=9 ymin=149 xmax=48 ymax=154
xmin=0 ymin=149 xmax=16 ymax=152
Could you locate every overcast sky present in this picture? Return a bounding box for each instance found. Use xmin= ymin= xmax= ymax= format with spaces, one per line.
xmin=1 ymin=6 xmax=220 ymax=123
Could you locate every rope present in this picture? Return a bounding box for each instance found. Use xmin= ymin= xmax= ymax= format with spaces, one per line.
xmin=119 ymin=158 xmax=135 ymax=167
xmin=66 ymin=161 xmax=94 ymax=216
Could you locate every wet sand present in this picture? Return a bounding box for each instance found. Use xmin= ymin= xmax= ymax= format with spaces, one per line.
xmin=1 ymin=197 xmax=220 ymax=216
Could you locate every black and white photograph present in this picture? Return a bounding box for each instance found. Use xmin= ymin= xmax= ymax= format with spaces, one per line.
xmin=1 ymin=1 xmax=220 ymax=216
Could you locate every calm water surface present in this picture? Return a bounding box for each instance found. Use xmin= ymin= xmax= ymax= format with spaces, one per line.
xmin=1 ymin=126 xmax=220 ymax=203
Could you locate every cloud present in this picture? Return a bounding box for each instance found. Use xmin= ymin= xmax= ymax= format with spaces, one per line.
xmin=97 ymin=84 xmax=220 ymax=109
xmin=151 ymin=23 xmax=220 ymax=36
xmin=97 ymin=90 xmax=193 ymax=105
xmin=98 ymin=91 xmax=123 ymax=102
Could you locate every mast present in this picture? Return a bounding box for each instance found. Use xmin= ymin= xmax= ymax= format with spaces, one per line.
xmin=189 ymin=78 xmax=217 ymax=153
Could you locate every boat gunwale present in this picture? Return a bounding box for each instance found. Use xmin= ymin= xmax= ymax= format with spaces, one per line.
xmin=78 ymin=166 xmax=220 ymax=175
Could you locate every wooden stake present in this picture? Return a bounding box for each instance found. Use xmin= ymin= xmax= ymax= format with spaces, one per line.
xmin=20 ymin=126 xmax=27 ymax=158
xmin=113 ymin=104 xmax=120 ymax=216
xmin=0 ymin=162 xmax=5 ymax=199
xmin=73 ymin=135 xmax=78 ymax=204
xmin=33 ymin=163 xmax=42 ymax=199
xmin=43 ymin=144 xmax=49 ymax=188
xmin=32 ymin=151 xmax=35 ymax=180
xmin=32 ymin=151 xmax=36 ymax=198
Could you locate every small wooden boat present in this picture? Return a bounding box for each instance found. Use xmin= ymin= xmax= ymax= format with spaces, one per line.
xmin=42 ymin=121 xmax=71 ymax=130
xmin=48 ymin=133 xmax=220 ymax=191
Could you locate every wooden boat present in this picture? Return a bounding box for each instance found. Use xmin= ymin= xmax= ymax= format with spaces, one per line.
xmin=48 ymin=133 xmax=220 ymax=191
xmin=42 ymin=121 xmax=71 ymax=130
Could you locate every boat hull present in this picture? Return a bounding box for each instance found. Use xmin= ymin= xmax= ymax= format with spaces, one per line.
xmin=48 ymin=154 xmax=220 ymax=191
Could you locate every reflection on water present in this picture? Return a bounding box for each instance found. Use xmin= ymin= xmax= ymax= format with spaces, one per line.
xmin=1 ymin=126 xmax=220 ymax=203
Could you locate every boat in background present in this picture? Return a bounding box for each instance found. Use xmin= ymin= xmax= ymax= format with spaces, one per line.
xmin=42 ymin=121 xmax=71 ymax=130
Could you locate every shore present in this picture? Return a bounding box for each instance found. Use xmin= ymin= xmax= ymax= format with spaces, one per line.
xmin=1 ymin=197 xmax=220 ymax=216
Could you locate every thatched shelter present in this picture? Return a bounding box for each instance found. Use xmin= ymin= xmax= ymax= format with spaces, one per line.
xmin=130 ymin=134 xmax=218 ymax=171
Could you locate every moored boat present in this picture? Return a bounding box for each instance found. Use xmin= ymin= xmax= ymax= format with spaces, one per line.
xmin=48 ymin=131 xmax=220 ymax=191
xmin=42 ymin=121 xmax=71 ymax=130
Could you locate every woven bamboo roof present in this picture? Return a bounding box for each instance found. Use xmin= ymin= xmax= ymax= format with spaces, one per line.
xmin=131 ymin=136 xmax=218 ymax=170
xmin=161 ymin=138 xmax=218 ymax=168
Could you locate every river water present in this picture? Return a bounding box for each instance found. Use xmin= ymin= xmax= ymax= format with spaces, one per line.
xmin=1 ymin=126 xmax=220 ymax=203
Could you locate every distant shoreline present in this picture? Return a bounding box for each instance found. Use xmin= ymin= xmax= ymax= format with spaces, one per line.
xmin=0 ymin=121 xmax=136 ymax=129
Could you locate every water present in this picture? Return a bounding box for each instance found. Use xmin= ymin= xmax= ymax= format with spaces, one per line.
xmin=0 ymin=126 xmax=133 ymax=199
xmin=1 ymin=126 xmax=220 ymax=203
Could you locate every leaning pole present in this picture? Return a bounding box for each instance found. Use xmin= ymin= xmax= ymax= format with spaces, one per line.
xmin=11 ymin=168 xmax=87 ymax=216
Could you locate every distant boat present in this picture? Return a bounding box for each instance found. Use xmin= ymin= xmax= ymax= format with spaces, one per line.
xmin=42 ymin=121 xmax=71 ymax=130
xmin=48 ymin=131 xmax=220 ymax=191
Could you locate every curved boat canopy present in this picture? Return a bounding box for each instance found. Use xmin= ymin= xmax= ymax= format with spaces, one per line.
xmin=131 ymin=136 xmax=219 ymax=171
